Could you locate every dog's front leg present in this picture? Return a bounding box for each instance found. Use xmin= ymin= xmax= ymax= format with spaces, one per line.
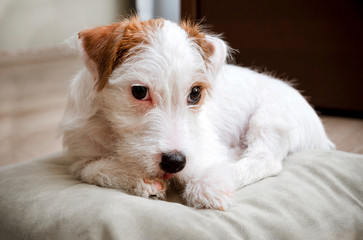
xmin=180 ymin=163 xmax=235 ymax=210
xmin=233 ymin=111 xmax=290 ymax=188
xmin=69 ymin=157 xmax=167 ymax=199
xmin=177 ymin=147 xmax=236 ymax=210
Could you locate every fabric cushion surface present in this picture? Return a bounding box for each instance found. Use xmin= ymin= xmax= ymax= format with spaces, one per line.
xmin=0 ymin=150 xmax=362 ymax=240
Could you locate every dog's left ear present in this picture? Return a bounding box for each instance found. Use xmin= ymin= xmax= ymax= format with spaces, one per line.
xmin=204 ymin=35 xmax=228 ymax=74
xmin=180 ymin=21 xmax=227 ymax=75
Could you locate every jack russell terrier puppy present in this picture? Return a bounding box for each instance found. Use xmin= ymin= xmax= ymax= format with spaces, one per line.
xmin=59 ymin=16 xmax=334 ymax=210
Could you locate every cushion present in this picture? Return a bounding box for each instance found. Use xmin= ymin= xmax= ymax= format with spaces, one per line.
xmin=0 ymin=150 xmax=362 ymax=240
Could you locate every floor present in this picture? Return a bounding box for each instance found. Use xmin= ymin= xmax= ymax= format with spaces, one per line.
xmin=0 ymin=51 xmax=362 ymax=167
xmin=0 ymin=50 xmax=81 ymax=166
xmin=321 ymin=115 xmax=363 ymax=154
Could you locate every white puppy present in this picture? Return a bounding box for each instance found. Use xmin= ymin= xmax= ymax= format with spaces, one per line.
xmin=60 ymin=17 xmax=334 ymax=210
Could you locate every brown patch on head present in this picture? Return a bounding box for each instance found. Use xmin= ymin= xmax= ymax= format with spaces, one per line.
xmin=115 ymin=16 xmax=164 ymax=65
xmin=79 ymin=16 xmax=164 ymax=92
xmin=180 ymin=20 xmax=215 ymax=63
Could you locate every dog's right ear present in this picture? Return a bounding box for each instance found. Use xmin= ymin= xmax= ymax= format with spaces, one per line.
xmin=77 ymin=22 xmax=127 ymax=92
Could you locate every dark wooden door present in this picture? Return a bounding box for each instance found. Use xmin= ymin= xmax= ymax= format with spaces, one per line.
xmin=182 ymin=0 xmax=363 ymax=117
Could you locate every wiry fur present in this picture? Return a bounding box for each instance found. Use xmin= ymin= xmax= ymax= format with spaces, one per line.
xmin=59 ymin=17 xmax=334 ymax=210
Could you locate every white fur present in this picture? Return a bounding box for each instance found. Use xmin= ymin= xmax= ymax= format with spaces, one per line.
xmin=59 ymin=20 xmax=334 ymax=210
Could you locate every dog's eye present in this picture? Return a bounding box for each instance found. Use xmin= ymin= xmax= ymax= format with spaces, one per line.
xmin=131 ymin=85 xmax=149 ymax=100
xmin=188 ymin=86 xmax=202 ymax=105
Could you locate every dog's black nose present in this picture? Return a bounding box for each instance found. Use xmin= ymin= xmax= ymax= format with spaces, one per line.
xmin=160 ymin=152 xmax=186 ymax=173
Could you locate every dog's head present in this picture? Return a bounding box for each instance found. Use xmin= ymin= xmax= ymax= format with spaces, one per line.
xmin=64 ymin=16 xmax=228 ymax=179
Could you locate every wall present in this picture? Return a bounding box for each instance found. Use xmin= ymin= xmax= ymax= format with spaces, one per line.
xmin=0 ymin=0 xmax=133 ymax=51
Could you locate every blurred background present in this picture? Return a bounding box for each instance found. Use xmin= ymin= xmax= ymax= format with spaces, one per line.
xmin=0 ymin=0 xmax=180 ymax=51
xmin=0 ymin=0 xmax=362 ymax=166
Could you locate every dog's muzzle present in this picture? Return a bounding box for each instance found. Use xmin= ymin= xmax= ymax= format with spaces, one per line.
xmin=160 ymin=152 xmax=186 ymax=174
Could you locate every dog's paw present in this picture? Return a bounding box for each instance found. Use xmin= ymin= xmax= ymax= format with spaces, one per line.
xmin=137 ymin=178 xmax=167 ymax=200
xmin=183 ymin=181 xmax=233 ymax=210
xmin=182 ymin=167 xmax=235 ymax=210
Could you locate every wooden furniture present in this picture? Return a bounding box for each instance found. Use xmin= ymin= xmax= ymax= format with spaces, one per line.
xmin=182 ymin=0 xmax=363 ymax=117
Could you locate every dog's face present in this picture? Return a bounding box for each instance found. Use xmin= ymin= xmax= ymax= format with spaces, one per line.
xmin=74 ymin=17 xmax=227 ymax=179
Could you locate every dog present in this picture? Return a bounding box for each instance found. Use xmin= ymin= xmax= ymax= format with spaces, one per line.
xmin=59 ymin=16 xmax=335 ymax=210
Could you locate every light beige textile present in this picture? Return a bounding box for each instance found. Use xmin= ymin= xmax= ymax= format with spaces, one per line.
xmin=0 ymin=150 xmax=362 ymax=239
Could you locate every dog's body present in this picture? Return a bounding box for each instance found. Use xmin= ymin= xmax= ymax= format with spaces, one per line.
xmin=60 ymin=17 xmax=334 ymax=210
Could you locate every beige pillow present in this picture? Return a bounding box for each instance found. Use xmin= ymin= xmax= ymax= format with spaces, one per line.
xmin=0 ymin=150 xmax=362 ymax=239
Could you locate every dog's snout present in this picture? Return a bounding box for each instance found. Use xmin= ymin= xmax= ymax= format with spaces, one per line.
xmin=160 ymin=152 xmax=186 ymax=173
